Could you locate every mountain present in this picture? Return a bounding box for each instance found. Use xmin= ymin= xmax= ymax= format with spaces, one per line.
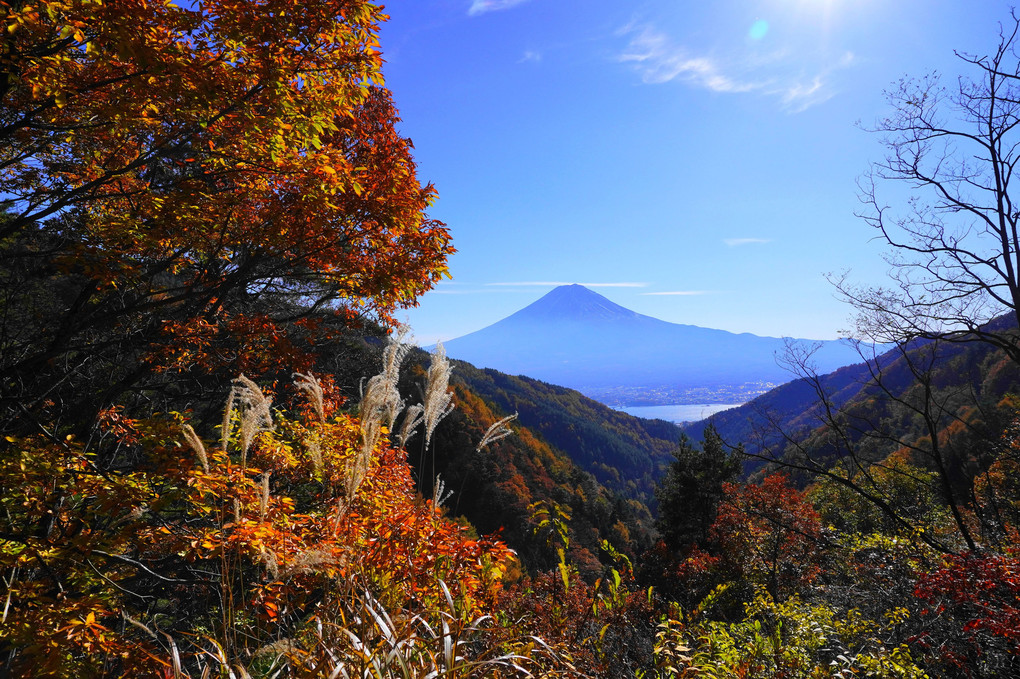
xmin=681 ymin=319 xmax=1020 ymax=480
xmin=442 ymin=284 xmax=865 ymax=402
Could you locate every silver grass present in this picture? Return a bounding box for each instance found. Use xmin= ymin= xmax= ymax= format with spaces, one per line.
xmin=221 ymin=386 xmax=236 ymax=454
xmin=261 ymin=547 xmax=279 ymax=580
xmin=360 ymin=327 xmax=411 ymax=431
xmin=233 ymin=374 xmax=275 ymax=467
xmin=181 ymin=423 xmax=210 ymax=473
xmin=423 ymin=342 xmax=455 ymax=449
xmin=314 ymin=586 xmax=537 ymax=678
xmin=477 ymin=412 xmax=518 ymax=452
xmin=348 ymin=416 xmax=380 ymax=505
xmin=432 ymin=473 xmax=453 ymax=509
xmin=395 ymin=403 xmax=424 ymax=450
xmin=259 ymin=471 xmax=271 ymax=520
xmin=306 ymin=438 xmax=325 ymax=477
xmin=253 ymin=638 xmax=300 ymax=658
xmin=282 ymin=549 xmax=339 ymax=576
xmin=360 ymin=372 xmax=403 ymax=434
xmin=293 ymin=371 xmax=325 ymax=422
xmin=351 ymin=330 xmax=411 ymax=503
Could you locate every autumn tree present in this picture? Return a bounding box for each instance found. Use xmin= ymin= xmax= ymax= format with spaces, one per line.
xmin=914 ymin=550 xmax=1020 ymax=676
xmin=709 ymin=474 xmax=824 ymax=602
xmin=0 ymin=0 xmax=451 ymax=438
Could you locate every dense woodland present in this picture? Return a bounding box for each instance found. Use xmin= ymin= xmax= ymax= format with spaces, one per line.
xmin=2 ymin=1 xmax=1020 ymax=677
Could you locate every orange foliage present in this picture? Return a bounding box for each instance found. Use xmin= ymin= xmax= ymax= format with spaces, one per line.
xmin=2 ymin=1 xmax=451 ymax=324
xmin=0 ymin=379 xmax=511 ymax=675
xmin=711 ymin=474 xmax=824 ymax=600
xmin=1 ymin=0 xmax=452 ymax=432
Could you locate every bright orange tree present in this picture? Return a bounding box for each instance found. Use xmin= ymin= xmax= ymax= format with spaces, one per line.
xmin=0 ymin=0 xmax=451 ymax=435
xmin=709 ymin=474 xmax=824 ymax=601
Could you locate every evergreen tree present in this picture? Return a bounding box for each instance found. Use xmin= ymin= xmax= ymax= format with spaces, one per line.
xmin=655 ymin=425 xmax=741 ymax=552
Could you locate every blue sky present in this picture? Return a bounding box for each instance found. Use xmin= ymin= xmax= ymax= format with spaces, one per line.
xmin=379 ymin=1 xmax=1012 ymax=344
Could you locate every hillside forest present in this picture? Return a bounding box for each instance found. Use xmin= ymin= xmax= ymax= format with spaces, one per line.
xmin=2 ymin=1 xmax=1020 ymax=678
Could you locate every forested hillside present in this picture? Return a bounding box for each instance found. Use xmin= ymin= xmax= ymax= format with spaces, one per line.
xmin=315 ymin=332 xmax=665 ymax=576
xmin=684 ymin=320 xmax=1020 ymax=487
xmin=451 ymin=363 xmax=681 ymax=509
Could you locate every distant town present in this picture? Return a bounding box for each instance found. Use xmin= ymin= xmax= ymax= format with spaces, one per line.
xmin=581 ymin=381 xmax=780 ymax=407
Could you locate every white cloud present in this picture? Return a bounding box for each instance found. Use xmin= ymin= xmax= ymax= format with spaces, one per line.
xmin=486 ymin=281 xmax=648 ymax=288
xmin=618 ymin=25 xmax=855 ymax=113
xmin=619 ymin=27 xmax=761 ymax=92
xmin=641 ymin=290 xmax=710 ymax=296
xmin=723 ymin=237 xmax=771 ymax=247
xmin=468 ymin=0 xmax=532 ymax=16
xmin=775 ymin=52 xmax=855 ymax=112
xmin=777 ymin=77 xmax=828 ymax=112
xmin=519 ymin=50 xmax=542 ymax=63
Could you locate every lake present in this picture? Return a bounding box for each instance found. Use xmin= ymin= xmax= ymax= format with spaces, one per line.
xmin=618 ymin=403 xmax=741 ymax=424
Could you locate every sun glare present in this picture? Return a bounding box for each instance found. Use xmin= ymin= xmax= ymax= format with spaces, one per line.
xmin=749 ymin=19 xmax=769 ymax=40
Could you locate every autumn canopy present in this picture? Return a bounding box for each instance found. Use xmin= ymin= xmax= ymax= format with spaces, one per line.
xmin=1 ymin=0 xmax=452 ymax=434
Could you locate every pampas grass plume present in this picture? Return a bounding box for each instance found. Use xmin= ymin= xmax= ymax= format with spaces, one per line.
xmin=423 ymin=342 xmax=455 ymax=449
xmin=182 ymin=423 xmax=210 ymax=473
xmin=293 ymin=372 xmax=325 ymax=422
xmin=477 ymin=412 xmax=518 ymax=452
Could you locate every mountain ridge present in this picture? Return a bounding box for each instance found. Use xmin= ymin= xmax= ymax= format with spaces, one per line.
xmin=680 ymin=316 xmax=1020 ymax=481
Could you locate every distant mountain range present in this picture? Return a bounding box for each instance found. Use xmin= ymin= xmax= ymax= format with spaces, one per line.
xmin=681 ymin=316 xmax=1020 ymax=478
xmin=441 ymin=284 xmax=866 ymax=404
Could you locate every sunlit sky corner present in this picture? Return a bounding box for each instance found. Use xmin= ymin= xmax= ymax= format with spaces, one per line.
xmin=379 ymin=0 xmax=1010 ymax=346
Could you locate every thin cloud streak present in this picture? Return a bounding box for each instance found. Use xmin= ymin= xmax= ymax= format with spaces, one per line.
xmin=724 ymin=238 xmax=771 ymax=247
xmin=619 ymin=27 xmax=760 ymax=92
xmin=641 ymin=291 xmax=710 ymax=296
xmin=468 ymin=0 xmax=532 ymax=16
xmin=617 ymin=24 xmax=855 ymax=112
xmin=486 ymin=281 xmax=649 ymax=288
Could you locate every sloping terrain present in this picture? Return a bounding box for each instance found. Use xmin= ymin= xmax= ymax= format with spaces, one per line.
xmin=325 ymin=334 xmax=678 ymax=574
xmin=682 ymin=328 xmax=1020 ymax=480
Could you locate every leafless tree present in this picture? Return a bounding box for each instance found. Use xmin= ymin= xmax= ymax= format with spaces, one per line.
xmin=715 ymin=12 xmax=1020 ymax=560
xmin=844 ymin=12 xmax=1020 ymax=362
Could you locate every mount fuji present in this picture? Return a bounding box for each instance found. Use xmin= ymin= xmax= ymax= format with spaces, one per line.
xmin=439 ymin=284 xmax=864 ymax=401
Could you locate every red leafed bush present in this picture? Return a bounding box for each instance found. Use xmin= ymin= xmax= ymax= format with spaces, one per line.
xmin=913 ymin=551 xmax=1020 ymax=676
xmin=711 ymin=474 xmax=824 ymax=601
